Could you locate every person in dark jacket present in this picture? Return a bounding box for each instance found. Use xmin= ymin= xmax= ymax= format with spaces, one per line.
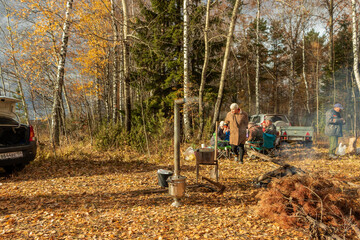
xmin=263 ymin=119 xmax=277 ymax=135
xmin=210 ymin=121 xmax=230 ymax=146
xmin=325 ymin=103 xmax=345 ymax=159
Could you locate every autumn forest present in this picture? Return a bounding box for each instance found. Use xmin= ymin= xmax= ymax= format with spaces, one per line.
xmin=0 ymin=0 xmax=358 ymax=146
xmin=1 ymin=0 xmax=360 ymax=238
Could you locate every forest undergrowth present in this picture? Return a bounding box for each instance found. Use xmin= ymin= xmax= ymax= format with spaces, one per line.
xmin=1 ymin=135 xmax=360 ymax=239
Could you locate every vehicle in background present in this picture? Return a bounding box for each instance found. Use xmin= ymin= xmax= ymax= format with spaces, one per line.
xmin=249 ymin=114 xmax=313 ymax=147
xmin=0 ymin=96 xmax=37 ymax=173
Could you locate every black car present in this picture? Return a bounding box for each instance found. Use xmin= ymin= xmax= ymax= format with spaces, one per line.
xmin=0 ymin=96 xmax=37 ymax=173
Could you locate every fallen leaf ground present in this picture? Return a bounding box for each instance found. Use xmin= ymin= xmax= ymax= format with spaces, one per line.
xmin=1 ymin=142 xmax=360 ymax=239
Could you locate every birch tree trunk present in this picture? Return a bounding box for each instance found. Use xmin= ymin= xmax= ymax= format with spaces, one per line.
xmin=121 ymin=0 xmax=131 ymax=132
xmin=255 ymin=0 xmax=261 ymax=114
xmin=351 ymin=0 xmax=360 ymax=92
xmin=63 ymin=84 xmax=73 ymax=119
xmin=105 ymin=51 xmax=112 ymax=122
xmin=246 ymin=58 xmax=252 ymax=114
xmin=110 ymin=0 xmax=120 ymax=123
xmin=50 ymin=0 xmax=73 ymax=147
xmin=288 ymin=48 xmax=295 ymax=121
xmin=316 ymin=43 xmax=320 ymax=135
xmin=302 ymin=31 xmax=310 ymax=114
xmin=183 ymin=0 xmax=191 ymax=140
xmin=197 ymin=0 xmax=211 ymax=140
xmin=351 ymin=0 xmax=359 ymax=138
xmin=0 ymin=64 xmax=6 ymax=96
xmin=327 ymin=0 xmax=336 ymax=104
xmin=211 ymin=0 xmax=242 ymax=132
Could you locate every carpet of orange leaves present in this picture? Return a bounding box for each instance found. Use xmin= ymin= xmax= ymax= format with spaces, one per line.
xmin=1 ymin=142 xmax=360 ymax=239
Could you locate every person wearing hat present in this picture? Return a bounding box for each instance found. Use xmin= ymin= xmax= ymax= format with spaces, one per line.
xmin=217 ymin=121 xmax=230 ymax=141
xmin=210 ymin=121 xmax=230 ymax=147
xmin=325 ymin=103 xmax=346 ymax=159
xmin=225 ymin=103 xmax=248 ymax=163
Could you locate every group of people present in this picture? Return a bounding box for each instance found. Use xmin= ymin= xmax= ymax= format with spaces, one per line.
xmin=214 ymin=102 xmax=347 ymax=162
xmin=213 ymin=103 xmax=278 ymax=164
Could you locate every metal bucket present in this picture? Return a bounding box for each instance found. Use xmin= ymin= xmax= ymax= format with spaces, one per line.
xmin=194 ymin=148 xmax=215 ymax=164
xmin=167 ymin=175 xmax=186 ymax=198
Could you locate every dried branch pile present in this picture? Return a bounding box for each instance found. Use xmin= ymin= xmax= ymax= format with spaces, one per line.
xmin=255 ymin=175 xmax=360 ymax=239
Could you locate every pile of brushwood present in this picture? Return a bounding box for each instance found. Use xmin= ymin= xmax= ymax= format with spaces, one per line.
xmin=256 ymin=174 xmax=360 ymax=239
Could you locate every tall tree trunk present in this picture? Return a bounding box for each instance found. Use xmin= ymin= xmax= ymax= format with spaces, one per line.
xmin=111 ymin=0 xmax=120 ymax=123
xmin=4 ymin=4 xmax=29 ymax=124
xmin=246 ymin=58 xmax=251 ymax=115
xmin=96 ymin=77 xmax=102 ymax=123
xmin=328 ymin=0 xmax=336 ymax=104
xmin=351 ymin=0 xmax=360 ymax=92
xmin=121 ymin=0 xmax=131 ymax=132
xmin=50 ymin=0 xmax=73 ymax=147
xmin=211 ymin=0 xmax=242 ymax=132
xmin=351 ymin=0 xmax=359 ymax=138
xmin=316 ymin=43 xmax=320 ymax=135
xmin=255 ymin=0 xmax=261 ymax=114
xmin=63 ymin=84 xmax=73 ymax=119
xmin=288 ymin=48 xmax=295 ymax=122
xmin=106 ymin=51 xmax=112 ymax=122
xmin=119 ymin=47 xmax=124 ymax=126
xmin=0 ymin=64 xmax=6 ymax=96
xmin=183 ymin=0 xmax=191 ymax=140
xmin=197 ymin=0 xmax=211 ymax=140
xmin=302 ymin=31 xmax=310 ymax=114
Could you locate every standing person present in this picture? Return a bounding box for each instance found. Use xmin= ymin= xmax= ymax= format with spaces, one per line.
xmin=325 ymin=103 xmax=346 ymax=159
xmin=225 ymin=103 xmax=248 ymax=163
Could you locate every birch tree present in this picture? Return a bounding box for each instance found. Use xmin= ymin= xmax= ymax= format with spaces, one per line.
xmin=302 ymin=32 xmax=310 ymax=115
xmin=211 ymin=0 xmax=243 ymax=132
xmin=50 ymin=0 xmax=73 ymax=146
xmin=197 ymin=0 xmax=211 ymax=140
xmin=121 ymin=0 xmax=131 ymax=132
xmin=351 ymin=0 xmax=360 ymax=92
xmin=183 ymin=0 xmax=191 ymax=140
xmin=255 ymin=0 xmax=261 ymax=114
xmin=110 ymin=0 xmax=120 ymax=123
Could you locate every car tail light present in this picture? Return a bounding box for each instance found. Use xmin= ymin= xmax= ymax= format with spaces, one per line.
xmin=29 ymin=125 xmax=35 ymax=142
xmin=283 ymin=131 xmax=287 ymax=140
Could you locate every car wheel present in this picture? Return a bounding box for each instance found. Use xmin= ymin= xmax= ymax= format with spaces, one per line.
xmin=3 ymin=163 xmax=26 ymax=174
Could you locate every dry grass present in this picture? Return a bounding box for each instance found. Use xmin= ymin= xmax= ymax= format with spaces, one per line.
xmin=0 ymin=140 xmax=360 ymax=239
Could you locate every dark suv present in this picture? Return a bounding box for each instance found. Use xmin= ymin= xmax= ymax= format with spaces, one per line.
xmin=0 ymin=96 xmax=37 ymax=173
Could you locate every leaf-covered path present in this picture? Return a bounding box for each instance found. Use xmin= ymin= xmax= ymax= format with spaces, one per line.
xmin=1 ymin=144 xmax=359 ymax=239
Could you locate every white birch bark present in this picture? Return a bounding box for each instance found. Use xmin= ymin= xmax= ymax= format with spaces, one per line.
xmin=0 ymin=64 xmax=6 ymax=96
xmin=212 ymin=0 xmax=242 ymax=131
xmin=183 ymin=0 xmax=191 ymax=140
xmin=197 ymin=0 xmax=211 ymax=140
xmin=351 ymin=0 xmax=360 ymax=92
xmin=302 ymin=31 xmax=310 ymax=114
xmin=110 ymin=0 xmax=120 ymax=123
xmin=50 ymin=0 xmax=73 ymax=146
xmin=255 ymin=0 xmax=261 ymax=114
xmin=121 ymin=0 xmax=131 ymax=132
xmin=316 ymin=41 xmax=320 ymax=135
